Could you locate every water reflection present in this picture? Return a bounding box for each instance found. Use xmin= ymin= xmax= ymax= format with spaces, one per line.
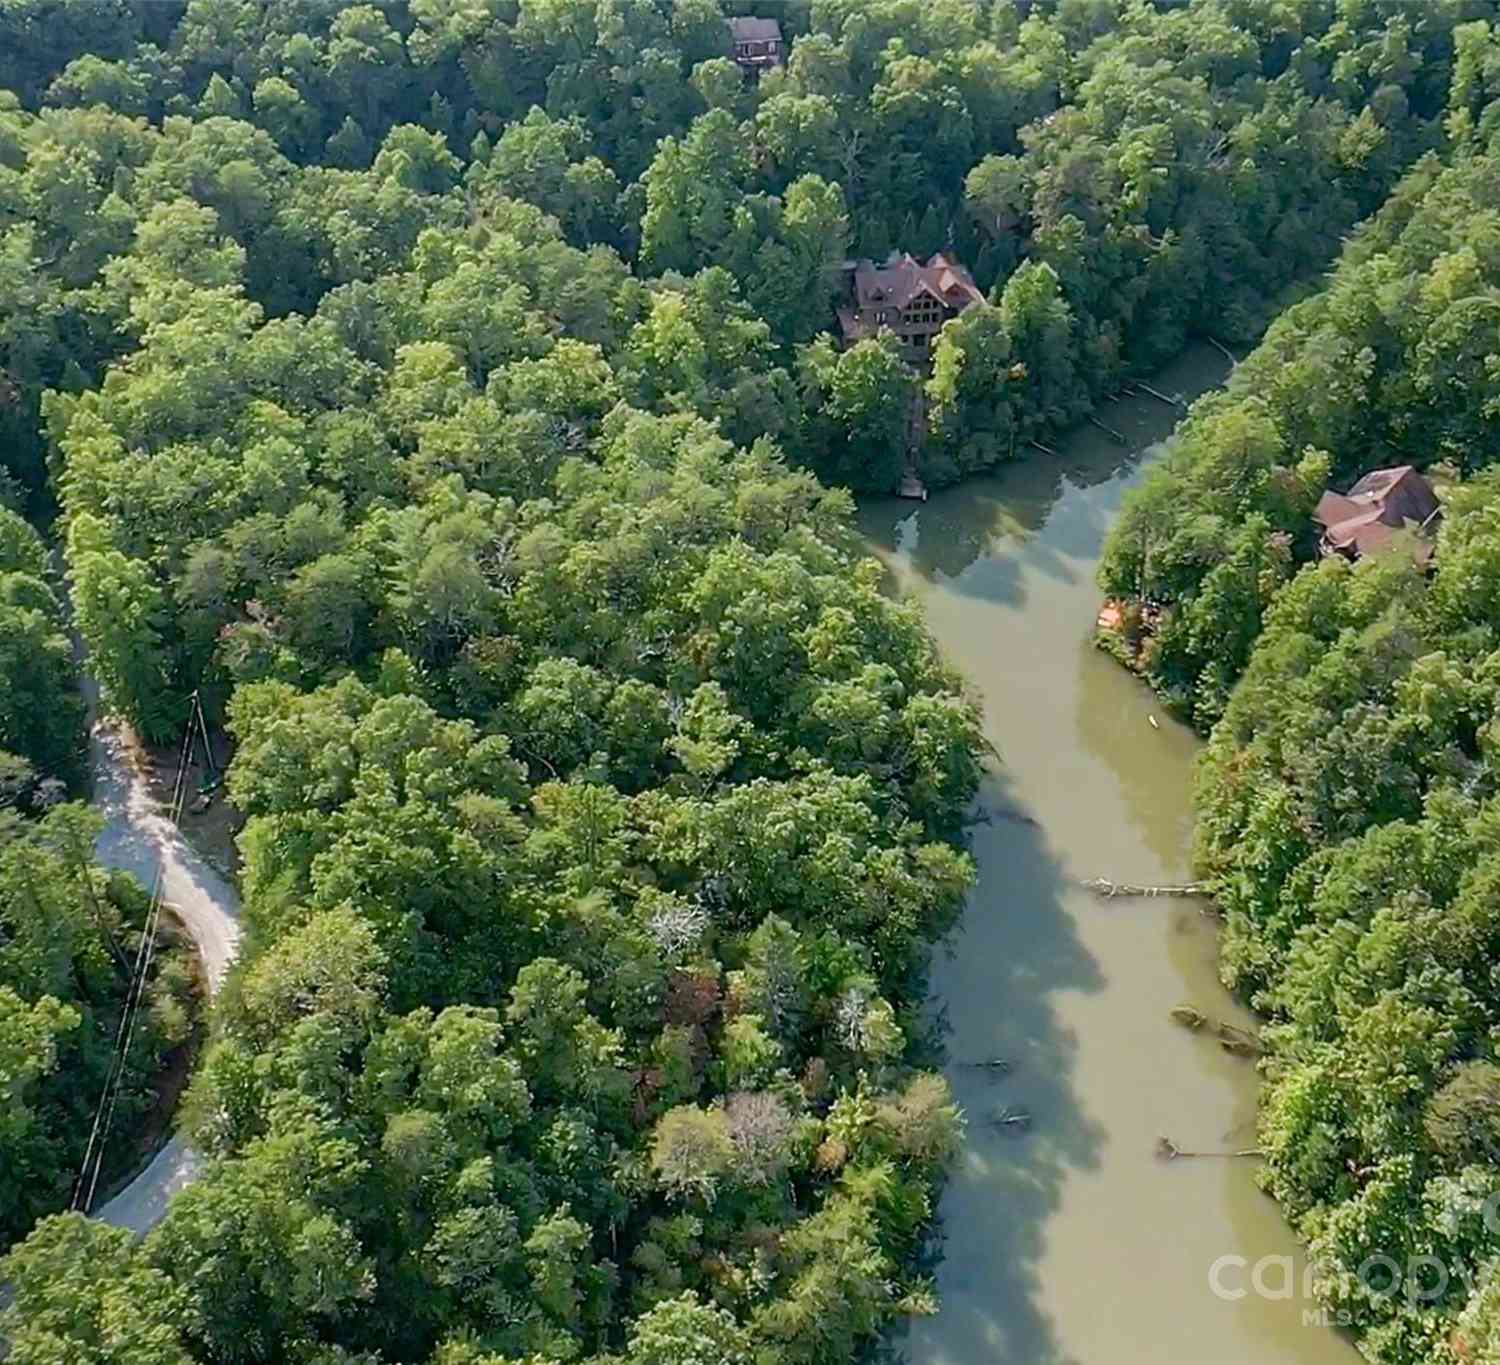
xmin=1071 ymin=629 xmax=1199 ymax=871
xmin=861 ymin=346 xmax=1359 ymax=1365
xmin=860 ymin=458 xmax=1114 ymax=591
xmin=860 ymin=351 xmax=1222 ymax=589
xmin=903 ymin=772 xmax=1106 ymax=1365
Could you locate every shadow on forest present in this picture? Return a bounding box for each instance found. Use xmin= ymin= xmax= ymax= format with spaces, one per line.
xmin=886 ymin=767 xmax=1106 ymax=1365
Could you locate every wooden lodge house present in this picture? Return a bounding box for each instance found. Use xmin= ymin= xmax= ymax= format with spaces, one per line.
xmin=836 ymin=251 xmax=985 ymax=367
xmin=1312 ymin=465 xmax=1440 ymax=562
xmin=832 ymin=250 xmax=986 ymax=498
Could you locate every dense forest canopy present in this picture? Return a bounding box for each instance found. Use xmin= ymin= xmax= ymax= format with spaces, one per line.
xmin=0 ymin=499 xmax=193 ymax=1254
xmin=1096 ymin=23 xmax=1500 ymax=1364
xmin=0 ymin=0 xmax=1486 ymax=507
xmin=3 ymin=1 xmax=1500 ymax=1363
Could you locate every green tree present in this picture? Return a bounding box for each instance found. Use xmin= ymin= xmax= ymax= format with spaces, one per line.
xmin=0 ymin=1215 xmax=193 ymax=1365
xmin=624 ymin=1292 xmax=754 ymax=1365
xmin=798 ymin=333 xmax=914 ymax=492
xmin=1425 ymin=1062 xmax=1500 ymax=1170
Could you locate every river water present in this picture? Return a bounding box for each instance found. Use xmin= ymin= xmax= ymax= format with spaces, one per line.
xmin=860 ymin=347 xmax=1359 ymax=1365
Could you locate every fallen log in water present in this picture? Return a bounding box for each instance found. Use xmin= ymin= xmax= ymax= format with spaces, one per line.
xmin=1169 ymin=1004 xmax=1207 ymax=1030
xmin=1082 ymin=877 xmax=1212 ymax=898
xmin=1136 ymin=382 xmax=1185 ymax=409
xmin=1088 ymin=415 xmax=1127 ymax=444
xmin=1167 ymin=1005 xmax=1266 ymax=1056
xmin=987 ymin=1106 xmax=1031 ymax=1132
xmin=1157 ymin=1136 xmax=1263 ymax=1161
xmin=959 ymin=1058 xmax=1012 ymax=1073
xmin=1206 ymin=336 xmax=1239 ymax=367
xmin=1028 ymin=440 xmax=1057 ymax=456
xmin=1216 ymin=1022 xmax=1264 ymax=1057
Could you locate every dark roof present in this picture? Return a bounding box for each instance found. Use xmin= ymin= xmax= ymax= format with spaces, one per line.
xmin=727 ymin=16 xmax=782 ymax=42
xmin=844 ymin=251 xmax=984 ymax=323
xmin=1313 ymin=465 xmax=1439 ymax=557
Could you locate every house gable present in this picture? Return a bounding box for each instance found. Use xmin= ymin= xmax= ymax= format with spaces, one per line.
xmin=838 ymin=251 xmax=985 ymax=360
xmin=1313 ymin=465 xmax=1440 ymax=560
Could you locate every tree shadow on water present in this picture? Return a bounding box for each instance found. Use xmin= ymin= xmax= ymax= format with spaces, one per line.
xmin=858 ymin=449 xmax=1126 ymax=590
xmin=857 ymin=348 xmax=1233 ymax=604
xmin=888 ymin=768 xmax=1107 ymax=1365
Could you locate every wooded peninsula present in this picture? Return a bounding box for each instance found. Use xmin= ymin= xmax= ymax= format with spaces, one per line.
xmin=2 ymin=3 xmax=1500 ymax=1364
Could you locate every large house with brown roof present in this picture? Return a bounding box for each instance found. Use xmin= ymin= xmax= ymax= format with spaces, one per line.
xmin=726 ymin=16 xmax=783 ymax=73
xmin=1313 ymin=465 xmax=1440 ymax=561
xmin=836 ymin=251 xmax=985 ymax=366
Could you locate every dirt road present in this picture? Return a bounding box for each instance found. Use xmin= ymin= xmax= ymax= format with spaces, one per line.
xmin=86 ymin=714 xmax=240 ymax=1234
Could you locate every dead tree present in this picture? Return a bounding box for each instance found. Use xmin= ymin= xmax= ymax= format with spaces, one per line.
xmin=1157 ymin=1136 xmax=1263 ymax=1160
xmin=1082 ymin=877 xmax=1211 ymax=899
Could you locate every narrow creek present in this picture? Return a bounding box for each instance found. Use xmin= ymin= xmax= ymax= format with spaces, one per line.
xmin=859 ymin=346 xmax=1360 ymax=1365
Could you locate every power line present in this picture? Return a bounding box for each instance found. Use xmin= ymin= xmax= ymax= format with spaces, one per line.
xmin=70 ymin=863 xmax=162 ymax=1212
xmin=71 ymin=694 xmax=200 ymax=1214
xmin=192 ymin=690 xmax=219 ymax=783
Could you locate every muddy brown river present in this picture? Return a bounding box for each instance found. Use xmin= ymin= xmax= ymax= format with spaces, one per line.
xmin=860 ymin=348 xmax=1360 ymax=1365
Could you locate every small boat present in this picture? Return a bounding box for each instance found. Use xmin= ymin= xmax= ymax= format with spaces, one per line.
xmin=898 ymin=473 xmax=929 ymax=501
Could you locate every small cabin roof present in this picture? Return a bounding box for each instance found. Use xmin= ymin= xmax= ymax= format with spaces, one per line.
xmin=727 ymin=16 xmax=782 ymax=42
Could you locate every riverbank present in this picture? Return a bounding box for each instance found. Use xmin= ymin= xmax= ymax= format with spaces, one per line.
xmin=859 ymin=346 xmax=1359 ymax=1365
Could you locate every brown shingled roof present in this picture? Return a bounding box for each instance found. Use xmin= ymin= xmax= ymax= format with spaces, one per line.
xmin=849 ymin=252 xmax=983 ymax=316
xmin=1313 ymin=465 xmax=1439 ymax=559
